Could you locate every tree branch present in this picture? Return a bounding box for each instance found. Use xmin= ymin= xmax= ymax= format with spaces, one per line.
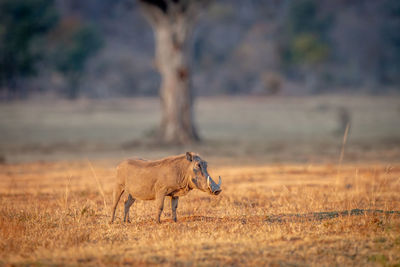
xmin=139 ymin=0 xmax=211 ymax=27
xmin=138 ymin=0 xmax=168 ymax=26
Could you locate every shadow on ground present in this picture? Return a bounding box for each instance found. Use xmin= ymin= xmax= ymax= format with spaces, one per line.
xmin=265 ymin=209 xmax=400 ymax=223
xmin=126 ymin=209 xmax=400 ymax=225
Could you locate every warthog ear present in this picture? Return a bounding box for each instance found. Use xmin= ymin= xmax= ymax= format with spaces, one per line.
xmin=186 ymin=152 xmax=193 ymax=162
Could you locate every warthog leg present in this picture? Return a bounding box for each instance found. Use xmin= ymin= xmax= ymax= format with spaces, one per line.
xmin=155 ymin=192 xmax=166 ymax=223
xmin=171 ymin=196 xmax=179 ymax=222
xmin=110 ymin=183 xmax=124 ymax=223
xmin=124 ymin=194 xmax=135 ymax=223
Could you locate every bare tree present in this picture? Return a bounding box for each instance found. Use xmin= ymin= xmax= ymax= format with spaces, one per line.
xmin=138 ymin=0 xmax=208 ymax=144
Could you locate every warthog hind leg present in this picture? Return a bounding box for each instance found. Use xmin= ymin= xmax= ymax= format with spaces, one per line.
xmin=155 ymin=192 xmax=166 ymax=223
xmin=171 ymin=196 xmax=179 ymax=222
xmin=110 ymin=183 xmax=124 ymax=223
xmin=124 ymin=194 xmax=135 ymax=223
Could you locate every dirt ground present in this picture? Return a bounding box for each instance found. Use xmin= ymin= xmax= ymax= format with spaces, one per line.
xmin=0 ymin=96 xmax=399 ymax=266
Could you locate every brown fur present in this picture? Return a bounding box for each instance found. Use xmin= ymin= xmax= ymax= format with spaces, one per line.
xmin=110 ymin=152 xmax=221 ymax=223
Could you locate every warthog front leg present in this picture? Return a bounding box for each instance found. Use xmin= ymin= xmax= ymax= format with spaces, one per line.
xmin=124 ymin=194 xmax=135 ymax=223
xmin=155 ymin=192 xmax=166 ymax=223
xmin=171 ymin=196 xmax=179 ymax=222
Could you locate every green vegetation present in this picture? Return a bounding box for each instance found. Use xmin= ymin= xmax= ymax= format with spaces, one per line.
xmin=368 ymin=254 xmax=388 ymax=265
xmin=0 ymin=0 xmax=103 ymax=99
xmin=0 ymin=0 xmax=58 ymax=95
xmin=1 ymin=0 xmax=400 ymax=97
xmin=291 ymin=33 xmax=329 ymax=65
xmin=280 ymin=0 xmax=332 ymax=89
xmin=49 ymin=19 xmax=103 ymax=99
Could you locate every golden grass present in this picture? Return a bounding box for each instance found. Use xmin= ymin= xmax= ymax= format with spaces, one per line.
xmin=0 ymin=161 xmax=399 ymax=266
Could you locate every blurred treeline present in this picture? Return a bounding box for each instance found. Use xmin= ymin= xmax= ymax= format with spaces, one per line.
xmin=1 ymin=0 xmax=399 ymax=99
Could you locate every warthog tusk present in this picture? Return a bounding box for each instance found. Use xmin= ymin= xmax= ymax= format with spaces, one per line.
xmin=207 ymin=176 xmax=210 ymax=189
xmin=218 ymin=176 xmax=221 ymax=187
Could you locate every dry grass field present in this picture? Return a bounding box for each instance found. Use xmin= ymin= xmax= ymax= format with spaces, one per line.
xmin=0 ymin=161 xmax=399 ymax=266
xmin=0 ymin=96 xmax=400 ymax=266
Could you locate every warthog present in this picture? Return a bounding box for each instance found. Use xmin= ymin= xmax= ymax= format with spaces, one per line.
xmin=110 ymin=152 xmax=222 ymax=223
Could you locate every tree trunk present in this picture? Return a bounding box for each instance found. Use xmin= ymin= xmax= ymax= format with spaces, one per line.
xmin=154 ymin=19 xmax=199 ymax=144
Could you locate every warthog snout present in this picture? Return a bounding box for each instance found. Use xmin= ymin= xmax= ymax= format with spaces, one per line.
xmin=213 ymin=188 xmax=222 ymax=195
xmin=207 ymin=176 xmax=222 ymax=195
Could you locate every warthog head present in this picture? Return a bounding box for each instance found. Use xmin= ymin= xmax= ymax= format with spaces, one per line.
xmin=186 ymin=152 xmax=222 ymax=195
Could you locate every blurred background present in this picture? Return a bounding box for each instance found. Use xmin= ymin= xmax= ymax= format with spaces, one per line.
xmin=0 ymin=0 xmax=399 ymax=164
